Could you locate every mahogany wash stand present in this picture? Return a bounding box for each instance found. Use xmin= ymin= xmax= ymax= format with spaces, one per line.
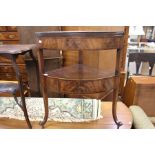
xmin=36 ymin=31 xmax=125 ymax=129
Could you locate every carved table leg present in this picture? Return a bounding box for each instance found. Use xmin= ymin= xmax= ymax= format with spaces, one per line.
xmin=11 ymin=55 xmax=32 ymax=129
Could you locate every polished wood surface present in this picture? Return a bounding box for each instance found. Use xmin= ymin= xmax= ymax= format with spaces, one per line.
xmin=130 ymin=76 xmax=155 ymax=84
xmin=6 ymin=26 xmax=18 ymax=31
xmin=0 ymin=44 xmax=37 ymax=85
xmin=61 ymin=26 xmax=125 ymax=32
xmin=36 ymin=31 xmax=124 ymax=37
xmin=0 ymin=32 xmax=19 ymax=41
xmin=0 ymin=45 xmax=40 ymax=128
xmin=37 ymin=31 xmax=125 ymax=128
xmin=0 ymin=26 xmax=19 ymax=45
xmin=18 ymin=26 xmax=61 ymax=96
xmin=45 ymin=64 xmax=115 ymax=80
xmin=123 ymin=76 xmax=155 ymax=116
xmin=36 ymin=31 xmax=124 ymax=50
xmin=0 ymin=26 xmax=21 ymax=83
xmin=0 ymin=101 xmax=132 ymax=129
xmin=61 ymin=26 xmax=129 ymax=71
xmin=0 ymin=26 xmax=7 ymax=32
xmin=0 ymin=26 xmax=17 ymax=32
xmin=60 ymin=27 xmax=129 ymax=99
xmin=45 ymin=64 xmax=114 ymax=98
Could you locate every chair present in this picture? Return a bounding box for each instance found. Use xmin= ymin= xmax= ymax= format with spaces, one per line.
xmin=129 ymin=105 xmax=155 ymax=129
xmin=36 ymin=31 xmax=125 ymax=128
xmin=127 ymin=52 xmax=155 ymax=79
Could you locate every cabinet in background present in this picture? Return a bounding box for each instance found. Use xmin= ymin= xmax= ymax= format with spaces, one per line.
xmin=0 ymin=26 xmax=28 ymax=85
xmin=123 ymin=76 xmax=155 ymax=116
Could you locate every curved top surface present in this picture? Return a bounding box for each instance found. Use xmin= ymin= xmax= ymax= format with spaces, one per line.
xmin=0 ymin=44 xmax=36 ymax=54
xmin=36 ymin=31 xmax=124 ymax=38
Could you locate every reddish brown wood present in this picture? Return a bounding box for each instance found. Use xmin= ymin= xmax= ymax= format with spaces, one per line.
xmin=37 ymin=37 xmax=123 ymax=50
xmin=37 ymin=49 xmax=48 ymax=127
xmin=36 ymin=31 xmax=125 ymax=128
xmin=123 ymin=76 xmax=155 ymax=116
xmin=6 ymin=26 xmax=18 ymax=31
xmin=45 ymin=64 xmax=114 ymax=96
xmin=0 ymin=26 xmax=7 ymax=32
xmin=0 ymin=32 xmax=19 ymax=41
xmin=0 ymin=44 xmax=39 ymax=128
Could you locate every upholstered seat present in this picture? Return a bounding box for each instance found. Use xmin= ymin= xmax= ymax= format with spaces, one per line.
xmin=0 ymin=81 xmax=19 ymax=94
xmin=129 ymin=105 xmax=155 ymax=129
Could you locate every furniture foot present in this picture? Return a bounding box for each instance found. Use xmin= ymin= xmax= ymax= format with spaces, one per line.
xmin=39 ymin=115 xmax=48 ymax=129
xmin=116 ymin=121 xmax=123 ymax=129
xmin=112 ymin=101 xmax=123 ymax=129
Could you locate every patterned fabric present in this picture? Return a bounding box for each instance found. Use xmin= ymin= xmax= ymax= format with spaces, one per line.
xmin=0 ymin=97 xmax=102 ymax=122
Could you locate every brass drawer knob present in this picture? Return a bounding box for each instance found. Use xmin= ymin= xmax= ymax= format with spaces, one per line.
xmin=8 ymin=34 xmax=15 ymax=39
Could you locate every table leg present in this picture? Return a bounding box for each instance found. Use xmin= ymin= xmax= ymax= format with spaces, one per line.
xmin=112 ymin=49 xmax=123 ymax=129
xmin=29 ymin=50 xmax=41 ymax=96
xmin=39 ymin=76 xmax=48 ymax=129
xmin=11 ymin=55 xmax=32 ymax=129
xmin=37 ymin=49 xmax=48 ymax=128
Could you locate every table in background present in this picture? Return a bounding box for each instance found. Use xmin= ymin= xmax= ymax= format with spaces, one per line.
xmin=0 ymin=44 xmax=40 ymax=128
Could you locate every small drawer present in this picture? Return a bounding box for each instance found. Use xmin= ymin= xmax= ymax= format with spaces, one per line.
xmin=0 ymin=32 xmax=19 ymax=40
xmin=6 ymin=26 xmax=17 ymax=31
xmin=0 ymin=26 xmax=7 ymax=32
xmin=46 ymin=77 xmax=114 ymax=94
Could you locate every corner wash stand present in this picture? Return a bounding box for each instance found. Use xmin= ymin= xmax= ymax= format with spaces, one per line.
xmin=36 ymin=31 xmax=124 ymax=129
